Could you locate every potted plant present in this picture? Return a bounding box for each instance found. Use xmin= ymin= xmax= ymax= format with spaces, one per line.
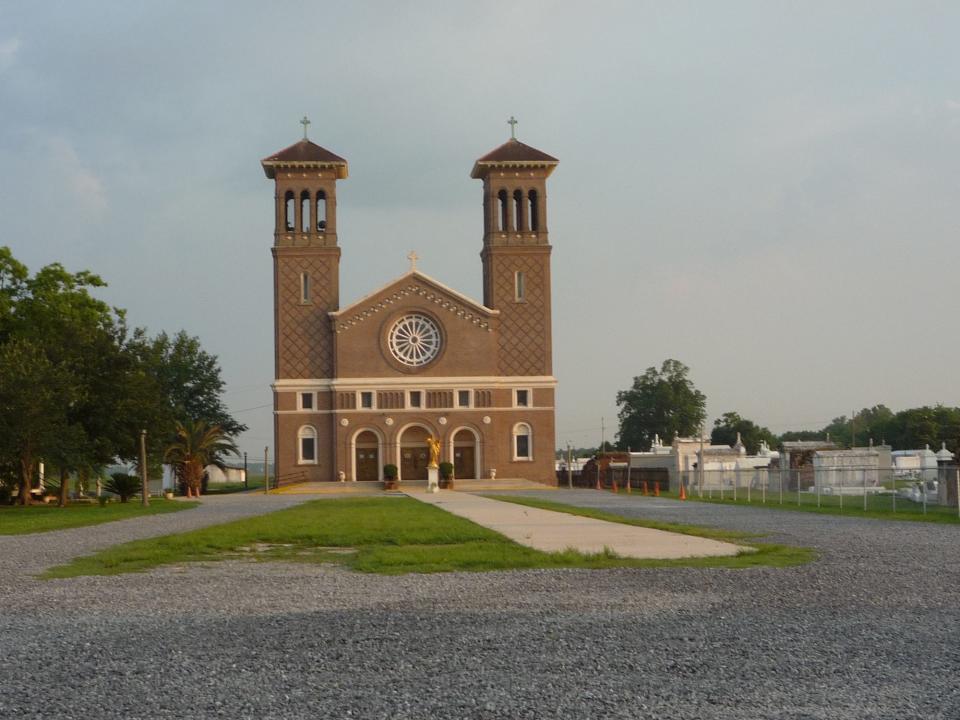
xmin=439 ymin=462 xmax=455 ymax=490
xmin=383 ymin=464 xmax=399 ymax=491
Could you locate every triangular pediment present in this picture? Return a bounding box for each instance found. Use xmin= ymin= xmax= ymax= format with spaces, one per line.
xmin=330 ymin=270 xmax=498 ymax=334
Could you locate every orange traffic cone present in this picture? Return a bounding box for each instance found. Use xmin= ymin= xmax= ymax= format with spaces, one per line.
xmin=679 ymin=483 xmax=687 ymax=501
xmin=641 ymin=481 xmax=648 ymax=496
xmin=653 ymin=483 xmax=660 ymax=497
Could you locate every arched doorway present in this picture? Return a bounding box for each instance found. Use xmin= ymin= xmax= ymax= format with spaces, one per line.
xmin=452 ymin=428 xmax=480 ymax=480
xmin=398 ymin=425 xmax=431 ymax=481
xmin=353 ymin=430 xmax=380 ymax=482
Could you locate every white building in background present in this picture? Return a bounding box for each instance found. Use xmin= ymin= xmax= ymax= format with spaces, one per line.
xmin=812 ymin=446 xmax=892 ymax=494
xmin=625 ymin=433 xmax=780 ymax=491
xmin=892 ymin=445 xmax=939 ymax=477
xmin=161 ymin=464 xmax=246 ymax=490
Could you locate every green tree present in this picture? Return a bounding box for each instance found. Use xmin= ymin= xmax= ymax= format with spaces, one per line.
xmin=616 ymin=359 xmax=706 ymax=451
xmin=0 ymin=339 xmax=80 ymax=504
xmin=164 ymin=419 xmax=239 ymax=498
xmin=132 ymin=330 xmax=247 ymax=438
xmin=711 ymin=412 xmax=777 ymax=454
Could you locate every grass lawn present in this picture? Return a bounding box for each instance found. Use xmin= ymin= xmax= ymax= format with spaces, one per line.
xmin=203 ymin=475 xmax=266 ymax=495
xmin=661 ymin=487 xmax=960 ymax=524
xmin=43 ymin=496 xmax=813 ymax=579
xmin=0 ymin=498 xmax=198 ymax=536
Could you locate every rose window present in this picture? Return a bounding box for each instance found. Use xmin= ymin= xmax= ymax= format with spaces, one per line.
xmin=388 ymin=314 xmax=442 ymax=367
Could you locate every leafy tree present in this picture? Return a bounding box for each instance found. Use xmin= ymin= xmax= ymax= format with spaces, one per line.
xmin=132 ymin=330 xmax=247 ymax=438
xmin=164 ymin=420 xmax=238 ymax=498
xmin=711 ymin=412 xmax=777 ymax=455
xmin=616 ymin=359 xmax=706 ymax=451
xmin=778 ymin=430 xmax=827 ymax=443
xmin=821 ymin=405 xmax=895 ymax=448
xmin=0 ymin=339 xmax=80 ymax=504
xmin=0 ymin=248 xmax=242 ymax=506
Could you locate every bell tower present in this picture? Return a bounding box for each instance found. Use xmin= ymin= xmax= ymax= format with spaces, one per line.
xmin=262 ymin=122 xmax=348 ymax=381
xmin=471 ymin=122 xmax=558 ymax=377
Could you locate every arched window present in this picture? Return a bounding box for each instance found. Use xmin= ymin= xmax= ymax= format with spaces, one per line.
xmin=528 ymin=189 xmax=538 ymax=231
xmin=316 ymin=190 xmax=327 ymax=231
xmin=284 ymin=191 xmax=295 ymax=231
xmin=512 ymin=423 xmax=532 ymax=461
xmin=300 ymin=191 xmax=311 ymax=233
xmin=514 ymin=271 xmax=525 ymax=302
xmin=513 ymin=189 xmax=524 ymax=232
xmin=298 ymin=425 xmax=317 ymax=464
xmin=497 ymin=189 xmax=508 ymax=232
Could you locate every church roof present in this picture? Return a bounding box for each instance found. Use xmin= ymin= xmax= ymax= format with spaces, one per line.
xmin=261 ymin=139 xmax=348 ymax=179
xmin=330 ymin=270 xmax=498 ymax=333
xmin=470 ymin=138 xmax=558 ymax=178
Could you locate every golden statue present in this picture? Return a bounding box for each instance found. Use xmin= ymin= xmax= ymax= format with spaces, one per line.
xmin=426 ymin=436 xmax=441 ymax=469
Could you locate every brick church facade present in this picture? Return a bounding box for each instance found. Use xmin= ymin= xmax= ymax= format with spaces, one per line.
xmin=262 ymin=131 xmax=558 ymax=484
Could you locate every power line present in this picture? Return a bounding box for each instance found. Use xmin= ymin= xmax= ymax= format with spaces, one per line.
xmin=233 ymin=403 xmax=272 ymax=414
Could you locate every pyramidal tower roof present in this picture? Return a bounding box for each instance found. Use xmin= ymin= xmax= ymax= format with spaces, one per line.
xmin=261 ymin=139 xmax=348 ymax=179
xmin=471 ymin=138 xmax=558 ymax=178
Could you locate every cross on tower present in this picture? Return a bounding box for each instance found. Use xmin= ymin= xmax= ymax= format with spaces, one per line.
xmin=300 ymin=115 xmax=311 ymax=140
xmin=407 ymin=250 xmax=419 ymax=271
xmin=507 ymin=115 xmax=518 ymax=139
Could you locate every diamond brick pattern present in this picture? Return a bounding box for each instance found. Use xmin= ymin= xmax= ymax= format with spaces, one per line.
xmin=277 ymin=256 xmax=335 ymax=378
xmin=494 ymin=255 xmax=548 ymax=376
xmin=335 ymin=283 xmax=491 ymax=334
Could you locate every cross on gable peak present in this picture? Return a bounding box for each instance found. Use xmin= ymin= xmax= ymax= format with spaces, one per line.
xmin=407 ymin=250 xmax=419 ymax=271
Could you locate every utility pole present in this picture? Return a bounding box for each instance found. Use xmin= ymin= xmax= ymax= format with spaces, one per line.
xmin=851 ymin=411 xmax=856 ymax=448
xmin=264 ymin=446 xmax=269 ymax=494
xmin=600 ymin=417 xmax=605 ymax=454
xmin=699 ymin=424 xmax=705 ymax=498
xmin=243 ymin=451 xmax=248 ymax=490
xmin=139 ymin=430 xmax=149 ymax=507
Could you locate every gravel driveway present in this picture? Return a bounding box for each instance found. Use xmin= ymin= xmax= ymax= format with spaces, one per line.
xmin=1 ymin=490 xmax=958 ymax=719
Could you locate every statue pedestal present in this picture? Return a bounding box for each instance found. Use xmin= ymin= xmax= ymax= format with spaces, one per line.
xmin=427 ymin=466 xmax=440 ymax=494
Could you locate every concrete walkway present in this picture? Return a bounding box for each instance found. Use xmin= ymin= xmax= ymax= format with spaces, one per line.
xmin=407 ymin=490 xmax=746 ymax=559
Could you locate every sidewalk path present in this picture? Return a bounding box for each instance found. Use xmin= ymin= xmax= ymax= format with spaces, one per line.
xmin=407 ymin=490 xmax=745 ymax=559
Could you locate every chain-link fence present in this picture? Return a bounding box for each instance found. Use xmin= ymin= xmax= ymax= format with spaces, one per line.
xmin=673 ymin=465 xmax=960 ymax=517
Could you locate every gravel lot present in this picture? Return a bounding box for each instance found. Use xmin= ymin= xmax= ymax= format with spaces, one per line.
xmin=1 ymin=490 xmax=958 ymax=719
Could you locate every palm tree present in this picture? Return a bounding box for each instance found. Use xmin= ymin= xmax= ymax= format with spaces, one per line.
xmin=163 ymin=420 xmax=238 ymax=498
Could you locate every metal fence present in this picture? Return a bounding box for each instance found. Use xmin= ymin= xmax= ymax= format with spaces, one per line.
xmin=674 ymin=465 xmax=960 ymax=517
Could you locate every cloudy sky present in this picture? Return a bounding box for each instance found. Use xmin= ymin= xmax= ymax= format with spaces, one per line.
xmin=2 ymin=2 xmax=959 ymax=454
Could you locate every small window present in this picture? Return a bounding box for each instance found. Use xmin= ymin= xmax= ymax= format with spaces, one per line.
xmin=408 ymin=390 xmax=422 ymax=408
xmin=359 ymin=391 xmax=374 ymax=409
xmin=299 ymin=392 xmax=314 ymax=410
xmin=298 ymin=426 xmax=317 ymax=464
xmin=300 ymin=272 xmax=311 ymax=303
xmin=513 ymin=189 xmax=524 ymax=232
xmin=300 ymin=191 xmax=311 ymax=233
xmin=514 ymin=271 xmax=525 ymax=302
xmin=457 ymin=390 xmax=471 ymax=408
xmin=284 ymin=191 xmax=295 ymax=231
xmin=316 ymin=190 xmax=327 ymax=231
xmin=497 ymin=189 xmax=509 ymax=232
xmin=513 ymin=423 xmax=532 ymax=461
xmin=515 ymin=389 xmax=530 ymax=407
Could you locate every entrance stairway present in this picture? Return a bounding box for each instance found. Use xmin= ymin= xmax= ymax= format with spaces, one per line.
xmin=271 ymin=478 xmax=554 ymax=495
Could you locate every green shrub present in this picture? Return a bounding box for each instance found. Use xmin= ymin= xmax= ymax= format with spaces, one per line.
xmin=106 ymin=473 xmax=142 ymax=503
xmin=439 ymin=462 xmax=454 ymax=480
xmin=383 ymin=464 xmax=398 ymax=480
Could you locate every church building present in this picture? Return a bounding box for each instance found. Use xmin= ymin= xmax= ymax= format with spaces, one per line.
xmin=262 ymin=125 xmax=558 ymax=484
